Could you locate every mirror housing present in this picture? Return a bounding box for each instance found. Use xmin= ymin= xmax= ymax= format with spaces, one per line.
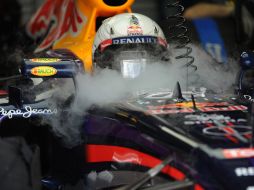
xmin=240 ymin=51 xmax=254 ymax=69
xmin=237 ymin=51 xmax=254 ymax=95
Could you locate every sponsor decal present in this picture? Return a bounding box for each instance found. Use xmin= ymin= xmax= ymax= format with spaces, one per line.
xmin=147 ymin=108 xmax=194 ymax=114
xmin=27 ymin=0 xmax=87 ymax=52
xmin=184 ymin=114 xmax=250 ymax=143
xmin=223 ymin=148 xmax=254 ymax=159
xmin=112 ymin=36 xmax=157 ymax=45
xmin=147 ymin=102 xmax=248 ymax=115
xmin=127 ymin=15 xmax=143 ymax=36
xmin=142 ymin=89 xmax=206 ymax=100
xmin=184 ymin=114 xmax=247 ymax=125
xmin=30 ymin=58 xmax=61 ymax=63
xmin=198 ymin=105 xmax=247 ymax=112
xmin=99 ymin=36 xmax=168 ymax=51
xmin=31 ymin=66 xmax=57 ymax=77
xmin=235 ymin=167 xmax=254 ymax=177
xmin=0 ymin=106 xmax=57 ymax=119
xmin=148 ymin=102 xmax=229 ymax=109
xmin=203 ymin=125 xmax=251 ymax=137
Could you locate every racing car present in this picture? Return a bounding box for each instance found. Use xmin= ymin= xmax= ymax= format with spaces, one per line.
xmin=1 ymin=0 xmax=254 ymax=190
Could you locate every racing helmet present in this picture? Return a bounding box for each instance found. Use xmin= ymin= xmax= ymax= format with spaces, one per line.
xmin=93 ymin=13 xmax=168 ymax=78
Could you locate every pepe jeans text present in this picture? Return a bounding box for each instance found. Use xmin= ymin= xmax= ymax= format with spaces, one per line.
xmin=0 ymin=106 xmax=57 ymax=119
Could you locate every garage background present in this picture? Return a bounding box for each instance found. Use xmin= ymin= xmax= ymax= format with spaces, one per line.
xmin=18 ymin=0 xmax=160 ymax=25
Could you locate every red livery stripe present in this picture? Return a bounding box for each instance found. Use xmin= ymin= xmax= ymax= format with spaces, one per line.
xmin=86 ymin=144 xmax=185 ymax=180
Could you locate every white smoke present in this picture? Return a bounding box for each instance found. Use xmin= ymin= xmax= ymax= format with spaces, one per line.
xmin=45 ymin=44 xmax=239 ymax=147
xmin=74 ymin=63 xmax=184 ymax=108
xmin=180 ymin=44 xmax=239 ymax=93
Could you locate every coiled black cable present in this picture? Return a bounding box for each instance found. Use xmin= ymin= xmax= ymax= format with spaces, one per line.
xmin=165 ymin=0 xmax=197 ymax=88
xmin=166 ymin=1 xmax=196 ymax=68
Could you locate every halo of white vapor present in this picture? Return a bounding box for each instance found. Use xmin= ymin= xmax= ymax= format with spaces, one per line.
xmin=45 ymin=44 xmax=239 ymax=147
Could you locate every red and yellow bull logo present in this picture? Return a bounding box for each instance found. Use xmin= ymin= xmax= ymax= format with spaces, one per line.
xmin=127 ymin=15 xmax=143 ymax=36
xmin=31 ymin=66 xmax=57 ymax=77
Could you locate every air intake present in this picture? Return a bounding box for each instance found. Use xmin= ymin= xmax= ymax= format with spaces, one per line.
xmin=103 ymin=0 xmax=128 ymax=6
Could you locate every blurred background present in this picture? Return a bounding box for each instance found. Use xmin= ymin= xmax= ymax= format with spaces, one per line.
xmin=14 ymin=0 xmax=160 ymax=25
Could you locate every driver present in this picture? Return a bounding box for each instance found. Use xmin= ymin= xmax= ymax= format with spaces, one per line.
xmin=92 ymin=13 xmax=169 ymax=78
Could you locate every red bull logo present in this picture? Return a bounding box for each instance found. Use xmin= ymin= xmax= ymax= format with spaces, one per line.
xmin=127 ymin=15 xmax=143 ymax=36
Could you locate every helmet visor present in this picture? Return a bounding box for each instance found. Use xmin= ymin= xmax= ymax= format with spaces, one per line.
xmin=95 ymin=43 xmax=167 ymax=79
xmin=116 ymin=51 xmax=147 ymax=78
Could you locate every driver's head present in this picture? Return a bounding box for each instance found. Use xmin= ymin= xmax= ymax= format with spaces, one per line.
xmin=92 ymin=13 xmax=168 ymax=78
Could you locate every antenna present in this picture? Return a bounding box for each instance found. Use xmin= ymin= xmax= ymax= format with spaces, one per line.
xmin=191 ymin=94 xmax=197 ymax=110
xmin=173 ymin=82 xmax=185 ymax=101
